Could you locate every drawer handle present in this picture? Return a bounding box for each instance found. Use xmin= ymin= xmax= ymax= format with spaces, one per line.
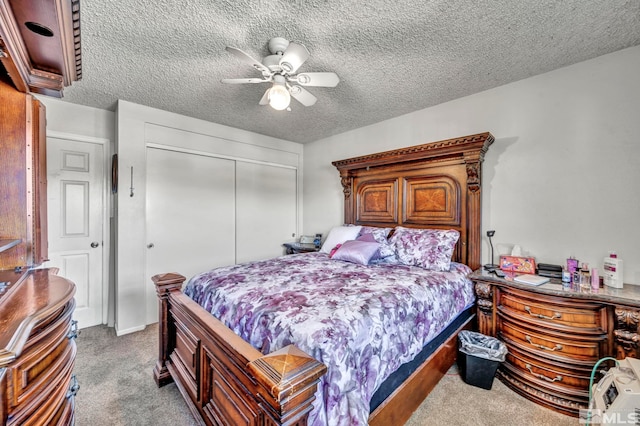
xmin=66 ymin=374 xmax=80 ymax=398
xmin=525 ymin=335 xmax=563 ymax=352
xmin=524 ymin=306 xmax=561 ymax=320
xmin=525 ymin=364 xmax=563 ymax=383
xmin=67 ymin=320 xmax=79 ymax=340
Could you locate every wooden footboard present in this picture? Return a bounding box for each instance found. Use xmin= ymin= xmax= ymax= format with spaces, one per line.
xmin=153 ymin=272 xmax=474 ymax=426
xmin=152 ymin=273 xmax=327 ymax=426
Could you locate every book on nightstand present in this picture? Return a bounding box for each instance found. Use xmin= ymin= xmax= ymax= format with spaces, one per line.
xmin=513 ymin=274 xmax=550 ymax=286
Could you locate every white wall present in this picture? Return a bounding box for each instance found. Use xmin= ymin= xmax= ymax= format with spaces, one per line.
xmin=115 ymin=101 xmax=303 ymax=335
xmin=303 ymin=45 xmax=640 ymax=285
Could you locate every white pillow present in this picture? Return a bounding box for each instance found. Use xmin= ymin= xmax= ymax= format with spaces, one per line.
xmin=319 ymin=225 xmax=362 ymax=254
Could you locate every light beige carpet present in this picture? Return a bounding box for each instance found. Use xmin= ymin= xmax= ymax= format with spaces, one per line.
xmin=405 ymin=365 xmax=577 ymax=425
xmin=74 ymin=324 xmax=578 ymax=425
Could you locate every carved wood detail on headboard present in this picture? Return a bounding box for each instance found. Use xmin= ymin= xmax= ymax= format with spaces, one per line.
xmin=332 ymin=132 xmax=494 ymax=270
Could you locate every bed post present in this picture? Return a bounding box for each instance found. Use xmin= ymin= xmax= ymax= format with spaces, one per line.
xmin=249 ymin=345 xmax=328 ymax=425
xmin=338 ymin=170 xmax=354 ymax=222
xmin=462 ymin=134 xmax=493 ymax=271
xmin=152 ymin=272 xmax=185 ymax=387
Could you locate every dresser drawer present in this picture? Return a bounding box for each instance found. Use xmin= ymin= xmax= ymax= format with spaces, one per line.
xmin=504 ymin=343 xmax=592 ymax=397
xmin=9 ymin=307 xmax=75 ymax=408
xmin=7 ymin=343 xmax=76 ymax=426
xmin=499 ymin=288 xmax=606 ymax=334
xmin=46 ymin=375 xmax=77 ymax=426
xmin=500 ymin=361 xmax=588 ymax=410
xmin=0 ymin=272 xmax=77 ymax=426
xmin=499 ymin=317 xmax=605 ymax=364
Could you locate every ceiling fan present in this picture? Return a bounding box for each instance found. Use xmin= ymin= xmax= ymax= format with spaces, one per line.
xmin=221 ymin=37 xmax=340 ymax=111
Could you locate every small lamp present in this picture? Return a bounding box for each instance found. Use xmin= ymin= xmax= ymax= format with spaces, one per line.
xmin=483 ymin=230 xmax=499 ymax=270
xmin=268 ymin=75 xmax=290 ymax=110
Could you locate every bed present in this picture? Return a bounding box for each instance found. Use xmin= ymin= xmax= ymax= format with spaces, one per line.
xmin=152 ymin=132 xmax=494 ymax=426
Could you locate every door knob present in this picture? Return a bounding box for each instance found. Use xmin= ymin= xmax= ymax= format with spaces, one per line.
xmin=147 ymin=243 xmax=154 ymax=249
xmin=90 ymin=242 xmax=99 ymax=248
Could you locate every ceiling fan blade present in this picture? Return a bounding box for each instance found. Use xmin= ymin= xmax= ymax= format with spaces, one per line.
xmin=294 ymin=72 xmax=340 ymax=87
xmin=221 ymin=78 xmax=268 ymax=84
xmin=288 ymin=85 xmax=317 ymax=106
xmin=225 ymin=46 xmax=270 ymax=74
xmin=259 ymin=88 xmax=270 ymax=105
xmin=279 ymin=42 xmax=310 ymax=74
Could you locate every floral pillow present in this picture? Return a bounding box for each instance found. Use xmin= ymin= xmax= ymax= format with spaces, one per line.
xmin=388 ymin=227 xmax=460 ymax=271
xmin=330 ymin=239 xmax=381 ymax=265
xmin=357 ymin=226 xmax=396 ymax=259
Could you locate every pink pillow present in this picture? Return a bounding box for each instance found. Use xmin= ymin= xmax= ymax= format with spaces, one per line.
xmin=356 ymin=233 xmax=377 ymax=243
xmin=330 ymin=240 xmax=381 ymax=265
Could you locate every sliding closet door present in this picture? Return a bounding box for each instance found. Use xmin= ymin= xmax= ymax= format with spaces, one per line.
xmin=145 ymin=147 xmax=235 ymax=324
xmin=235 ymin=161 xmax=297 ymax=263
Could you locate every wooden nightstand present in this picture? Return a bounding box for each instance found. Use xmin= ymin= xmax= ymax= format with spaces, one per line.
xmin=282 ymin=242 xmax=320 ymax=255
xmin=469 ymin=268 xmax=640 ymax=417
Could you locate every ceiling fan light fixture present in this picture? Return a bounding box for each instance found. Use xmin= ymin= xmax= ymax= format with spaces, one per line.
xmin=268 ymin=83 xmax=290 ymax=110
xmin=222 ymin=38 xmax=338 ymax=109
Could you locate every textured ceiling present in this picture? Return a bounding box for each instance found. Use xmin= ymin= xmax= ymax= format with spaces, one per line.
xmin=62 ymin=0 xmax=640 ymax=144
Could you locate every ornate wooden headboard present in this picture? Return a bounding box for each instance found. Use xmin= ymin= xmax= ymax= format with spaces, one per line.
xmin=332 ymin=132 xmax=494 ymax=271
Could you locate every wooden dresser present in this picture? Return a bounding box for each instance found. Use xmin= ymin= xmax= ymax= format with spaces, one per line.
xmin=0 ymin=78 xmax=47 ymax=269
xmin=470 ymin=269 xmax=640 ymax=416
xmin=0 ymin=268 xmax=77 ymax=426
xmin=1 ymin=3 xmax=83 ymax=424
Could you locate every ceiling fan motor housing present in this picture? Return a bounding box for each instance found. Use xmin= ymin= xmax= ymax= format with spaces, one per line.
xmin=268 ymin=37 xmax=290 ymax=55
xmin=262 ymin=55 xmax=282 ymax=72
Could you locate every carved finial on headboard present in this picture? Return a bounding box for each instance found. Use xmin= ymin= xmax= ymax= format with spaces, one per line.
xmin=340 ymin=176 xmax=352 ymax=198
xmin=466 ymin=162 xmax=480 ymax=193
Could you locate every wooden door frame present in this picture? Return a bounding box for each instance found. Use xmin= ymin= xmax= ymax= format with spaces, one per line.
xmin=47 ymin=130 xmax=112 ymax=326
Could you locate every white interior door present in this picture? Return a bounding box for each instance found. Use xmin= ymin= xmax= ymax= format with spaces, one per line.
xmin=145 ymin=147 xmax=236 ymax=324
xmin=236 ymin=162 xmax=297 ymax=263
xmin=46 ymin=137 xmax=104 ymax=329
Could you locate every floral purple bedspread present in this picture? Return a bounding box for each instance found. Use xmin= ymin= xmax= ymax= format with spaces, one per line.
xmin=184 ymin=253 xmax=475 ymax=426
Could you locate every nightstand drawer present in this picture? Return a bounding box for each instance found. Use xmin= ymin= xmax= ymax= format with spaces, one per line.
xmin=504 ymin=343 xmax=592 ymax=395
xmin=498 ymin=317 xmax=605 ymax=363
xmin=499 ymin=288 xmax=606 ymax=334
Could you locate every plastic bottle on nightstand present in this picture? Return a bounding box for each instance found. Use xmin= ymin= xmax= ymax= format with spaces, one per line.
xmin=603 ymin=252 xmax=624 ymax=289
xmin=591 ymin=268 xmax=599 ymax=291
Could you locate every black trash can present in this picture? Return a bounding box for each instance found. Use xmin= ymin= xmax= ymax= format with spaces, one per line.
xmin=457 ymin=330 xmax=507 ymax=390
